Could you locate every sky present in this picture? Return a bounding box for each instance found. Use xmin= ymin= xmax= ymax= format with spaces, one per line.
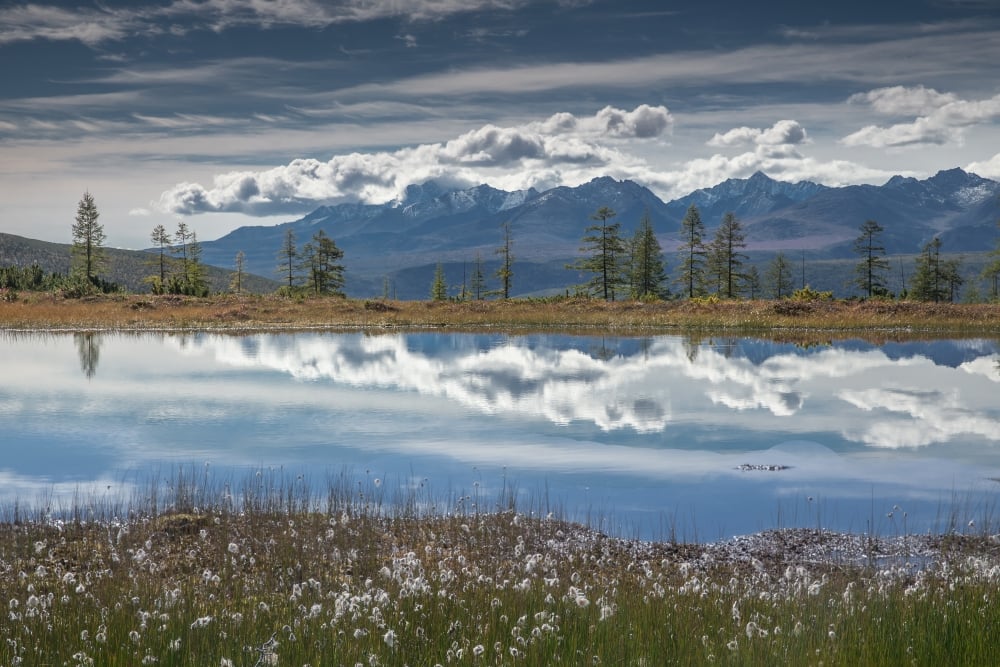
xmin=1 ymin=0 xmax=1000 ymax=250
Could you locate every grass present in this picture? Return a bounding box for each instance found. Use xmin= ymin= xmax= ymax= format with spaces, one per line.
xmin=2 ymin=469 xmax=1000 ymax=666
xmin=2 ymin=292 xmax=1000 ymax=338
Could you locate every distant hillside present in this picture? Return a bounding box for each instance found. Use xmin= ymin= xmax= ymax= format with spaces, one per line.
xmin=0 ymin=232 xmax=278 ymax=294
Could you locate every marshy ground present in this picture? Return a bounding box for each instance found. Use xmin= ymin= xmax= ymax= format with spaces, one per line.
xmin=2 ymin=472 xmax=1000 ymax=665
xmin=1 ymin=293 xmax=999 ymax=337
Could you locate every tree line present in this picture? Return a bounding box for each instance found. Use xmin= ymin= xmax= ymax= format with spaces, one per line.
xmin=562 ymin=203 xmax=998 ymax=303
xmin=4 ymin=191 xmax=996 ymax=302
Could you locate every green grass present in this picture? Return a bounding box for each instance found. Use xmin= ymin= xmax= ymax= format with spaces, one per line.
xmin=2 ymin=468 xmax=999 ymax=665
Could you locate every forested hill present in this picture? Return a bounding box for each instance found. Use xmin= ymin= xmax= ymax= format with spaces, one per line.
xmin=0 ymin=232 xmax=278 ymax=294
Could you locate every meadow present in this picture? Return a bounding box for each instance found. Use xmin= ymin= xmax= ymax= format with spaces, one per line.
xmin=1 ymin=469 xmax=999 ymax=666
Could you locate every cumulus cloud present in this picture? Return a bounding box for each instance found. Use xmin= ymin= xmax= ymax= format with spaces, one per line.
xmin=707 ymin=120 xmax=808 ymax=148
xmin=842 ymin=86 xmax=1000 ymax=148
xmin=156 ymin=105 xmax=673 ymax=215
xmin=966 ymin=152 xmax=1000 ymax=180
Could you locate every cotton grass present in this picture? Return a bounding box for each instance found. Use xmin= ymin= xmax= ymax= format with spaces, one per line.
xmin=0 ymin=467 xmax=999 ymax=665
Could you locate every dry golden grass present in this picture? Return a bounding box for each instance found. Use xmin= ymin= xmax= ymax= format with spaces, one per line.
xmin=1 ymin=293 xmax=998 ymax=338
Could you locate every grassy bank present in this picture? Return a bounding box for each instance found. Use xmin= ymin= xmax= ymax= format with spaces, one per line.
xmin=2 ymin=470 xmax=999 ymax=665
xmin=1 ymin=293 xmax=999 ymax=337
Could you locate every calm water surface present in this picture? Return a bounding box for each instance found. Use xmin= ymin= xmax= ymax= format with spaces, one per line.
xmin=2 ymin=331 xmax=999 ymax=540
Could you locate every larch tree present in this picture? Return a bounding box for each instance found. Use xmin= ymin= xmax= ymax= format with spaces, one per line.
xmin=230 ymin=250 xmax=246 ymax=295
xmin=569 ymin=206 xmax=626 ymax=300
xmin=628 ymin=210 xmax=667 ymax=299
xmin=495 ymin=221 xmax=514 ymax=299
xmin=276 ymin=228 xmax=298 ymax=291
xmin=300 ymin=230 xmax=345 ymax=296
xmin=431 ymin=263 xmax=448 ymax=301
xmin=981 ymin=220 xmax=1000 ymax=300
xmin=471 ymin=252 xmax=486 ymax=300
xmin=707 ymin=212 xmax=747 ymax=298
xmin=744 ymin=265 xmax=761 ymax=299
xmin=765 ymin=252 xmax=794 ymax=299
xmin=150 ymin=223 xmax=172 ymax=292
xmin=183 ymin=231 xmax=209 ymax=296
xmin=910 ymin=237 xmax=947 ymax=302
xmin=674 ymin=204 xmax=706 ymax=298
xmin=853 ymin=219 xmax=890 ymax=298
xmin=173 ymin=221 xmax=192 ymax=282
xmin=71 ymin=191 xmax=106 ymax=282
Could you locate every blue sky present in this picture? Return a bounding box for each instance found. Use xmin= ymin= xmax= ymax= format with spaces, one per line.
xmin=1 ymin=0 xmax=999 ymax=249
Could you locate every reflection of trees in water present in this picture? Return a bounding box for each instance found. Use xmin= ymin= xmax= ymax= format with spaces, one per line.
xmin=74 ymin=332 xmax=101 ymax=379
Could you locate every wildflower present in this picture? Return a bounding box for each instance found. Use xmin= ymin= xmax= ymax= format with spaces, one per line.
xmin=473 ymin=644 xmax=485 ymax=656
xmin=383 ymin=629 xmax=397 ymax=648
xmin=169 ymin=638 xmax=181 ymax=652
xmin=726 ymin=639 xmax=738 ymax=651
xmin=228 ymin=542 xmax=239 ymax=554
xmin=129 ymin=630 xmax=140 ymax=643
xmin=190 ymin=615 xmax=213 ymax=629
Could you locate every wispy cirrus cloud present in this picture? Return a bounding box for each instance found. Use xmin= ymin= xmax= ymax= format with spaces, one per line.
xmin=0 ymin=0 xmax=538 ymax=46
xmin=842 ymin=86 xmax=1000 ymax=148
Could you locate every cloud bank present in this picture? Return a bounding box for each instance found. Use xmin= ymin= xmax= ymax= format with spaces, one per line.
xmin=156 ymin=105 xmax=674 ymax=215
xmin=155 ymin=105 xmax=905 ymax=217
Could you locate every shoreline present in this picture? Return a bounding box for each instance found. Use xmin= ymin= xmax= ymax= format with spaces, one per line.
xmin=2 ymin=293 xmax=999 ymax=339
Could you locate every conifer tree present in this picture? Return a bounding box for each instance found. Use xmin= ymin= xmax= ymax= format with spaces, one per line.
xmin=301 ymin=230 xmax=345 ymax=296
xmin=431 ymin=263 xmax=448 ymax=300
xmin=568 ymin=207 xmax=626 ymax=300
xmin=150 ymin=223 xmax=172 ymax=291
xmin=765 ymin=252 xmax=794 ymax=298
xmin=495 ymin=221 xmax=514 ymax=299
xmin=853 ymin=219 xmax=890 ymax=298
xmin=707 ymin=212 xmax=747 ymax=298
xmin=230 ymin=250 xmax=246 ymax=295
xmin=628 ymin=211 xmax=667 ymax=299
xmin=276 ymin=228 xmax=298 ymax=291
xmin=471 ymin=252 xmax=486 ymax=300
xmin=71 ymin=191 xmax=106 ymax=282
xmin=675 ymin=204 xmax=706 ymax=298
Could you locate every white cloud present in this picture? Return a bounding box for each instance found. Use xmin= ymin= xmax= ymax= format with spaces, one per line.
xmin=708 ymin=120 xmax=808 ymax=148
xmin=0 ymin=0 xmax=536 ymax=46
xmin=847 ymin=85 xmax=958 ymax=116
xmin=842 ymin=87 xmax=1000 ymax=148
xmin=156 ymin=105 xmax=673 ymax=215
xmin=966 ymin=152 xmax=1000 ymax=180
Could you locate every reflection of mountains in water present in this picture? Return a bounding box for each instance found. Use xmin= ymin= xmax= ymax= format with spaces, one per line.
xmin=714 ymin=338 xmax=1000 ymax=368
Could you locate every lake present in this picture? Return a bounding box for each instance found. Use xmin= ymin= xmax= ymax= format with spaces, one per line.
xmin=2 ymin=331 xmax=999 ymax=541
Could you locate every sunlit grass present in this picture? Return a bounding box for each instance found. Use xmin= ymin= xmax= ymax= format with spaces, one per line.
xmin=2 ymin=293 xmax=1000 ymax=337
xmin=2 ymin=468 xmax=999 ymax=665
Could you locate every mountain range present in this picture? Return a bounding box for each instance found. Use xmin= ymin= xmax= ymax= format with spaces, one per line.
xmin=196 ymin=168 xmax=1000 ymax=298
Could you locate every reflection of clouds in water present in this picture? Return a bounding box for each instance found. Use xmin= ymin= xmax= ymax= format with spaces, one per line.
xmin=173 ymin=335 xmax=999 ymax=443
xmin=839 ymin=387 xmax=1000 ymax=448
xmin=960 ymin=355 xmax=1000 ymax=383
